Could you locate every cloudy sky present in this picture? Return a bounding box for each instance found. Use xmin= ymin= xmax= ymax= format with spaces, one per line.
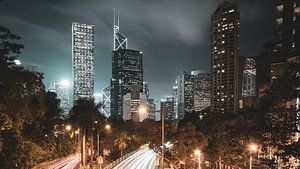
xmin=0 ymin=0 xmax=275 ymax=101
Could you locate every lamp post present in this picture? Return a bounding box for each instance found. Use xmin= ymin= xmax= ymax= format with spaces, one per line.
xmin=96 ymin=123 xmax=111 ymax=157
xmin=248 ymin=143 xmax=258 ymax=169
xmin=194 ymin=149 xmax=201 ymax=169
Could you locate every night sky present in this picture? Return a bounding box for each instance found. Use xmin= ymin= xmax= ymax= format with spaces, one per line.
xmin=0 ymin=0 xmax=276 ymax=101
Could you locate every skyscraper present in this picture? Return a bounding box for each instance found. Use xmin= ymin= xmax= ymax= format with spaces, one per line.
xmin=191 ymin=70 xmax=211 ymax=112
xmin=48 ymin=81 xmax=71 ymax=116
xmin=274 ymin=0 xmax=300 ymax=61
xmin=242 ymin=57 xmax=256 ymax=97
xmin=113 ymin=9 xmax=127 ymax=51
xmin=111 ymin=49 xmax=143 ymax=119
xmin=72 ymin=22 xmax=95 ymax=101
xmin=173 ymin=72 xmax=194 ymax=119
xmin=160 ymin=97 xmax=176 ymax=121
xmin=211 ymin=1 xmax=240 ymax=113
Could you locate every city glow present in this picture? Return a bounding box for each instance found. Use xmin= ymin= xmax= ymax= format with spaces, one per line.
xmin=14 ymin=59 xmax=22 ymax=65
xmin=60 ymin=80 xmax=71 ymax=87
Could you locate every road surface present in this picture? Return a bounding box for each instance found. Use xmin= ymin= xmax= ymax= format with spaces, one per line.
xmin=45 ymin=154 xmax=80 ymax=169
xmin=113 ymin=147 xmax=157 ymax=169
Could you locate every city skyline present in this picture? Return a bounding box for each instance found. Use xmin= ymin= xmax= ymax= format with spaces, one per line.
xmin=0 ymin=0 xmax=275 ymax=101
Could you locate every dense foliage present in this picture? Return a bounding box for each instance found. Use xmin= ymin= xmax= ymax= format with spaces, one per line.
xmin=0 ymin=26 xmax=74 ymax=168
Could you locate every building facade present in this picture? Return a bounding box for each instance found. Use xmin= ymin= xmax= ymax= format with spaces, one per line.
xmin=191 ymin=70 xmax=211 ymax=112
xmin=211 ymin=1 xmax=240 ymax=113
xmin=48 ymin=81 xmax=70 ymax=116
xmin=173 ymin=72 xmax=194 ymax=119
xmin=111 ymin=49 xmax=143 ymax=119
xmin=72 ymin=22 xmax=95 ymax=101
xmin=274 ymin=0 xmax=300 ymax=62
xmin=160 ymin=97 xmax=176 ymax=121
xmin=122 ymin=93 xmax=148 ymax=122
xmin=242 ymin=57 xmax=256 ymax=97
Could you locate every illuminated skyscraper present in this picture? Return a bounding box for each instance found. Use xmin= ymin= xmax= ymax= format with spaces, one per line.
xmin=72 ymin=22 xmax=95 ymax=101
xmin=274 ymin=0 xmax=300 ymax=61
xmin=191 ymin=70 xmax=211 ymax=112
xmin=242 ymin=57 xmax=256 ymax=97
xmin=173 ymin=72 xmax=194 ymax=119
xmin=161 ymin=97 xmax=175 ymax=121
xmin=211 ymin=1 xmax=240 ymax=113
xmin=113 ymin=9 xmax=127 ymax=51
xmin=111 ymin=49 xmax=143 ymax=119
xmin=48 ymin=81 xmax=70 ymax=115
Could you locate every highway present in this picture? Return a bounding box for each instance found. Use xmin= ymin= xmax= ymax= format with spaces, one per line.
xmin=45 ymin=154 xmax=80 ymax=169
xmin=113 ymin=147 xmax=157 ymax=169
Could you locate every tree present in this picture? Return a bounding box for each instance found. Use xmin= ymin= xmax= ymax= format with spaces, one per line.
xmin=69 ymin=99 xmax=101 ymax=166
xmin=258 ymin=62 xmax=300 ymax=162
xmin=114 ymin=131 xmax=131 ymax=156
xmin=173 ymin=122 xmax=207 ymax=168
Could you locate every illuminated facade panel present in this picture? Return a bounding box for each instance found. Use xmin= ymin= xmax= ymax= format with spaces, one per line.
xmin=191 ymin=70 xmax=211 ymax=112
xmin=173 ymin=72 xmax=194 ymax=119
xmin=72 ymin=22 xmax=94 ymax=101
xmin=242 ymin=58 xmax=256 ymax=97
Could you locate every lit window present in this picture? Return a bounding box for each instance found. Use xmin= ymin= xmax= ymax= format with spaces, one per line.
xmin=293 ymin=29 xmax=296 ymax=34
xmin=229 ymin=9 xmax=235 ymax=13
xmin=222 ymin=18 xmax=227 ymax=21
xmin=221 ymin=70 xmax=225 ymax=73
xmin=276 ymin=4 xmax=283 ymax=12
xmin=292 ymin=43 xmax=295 ymax=48
xmin=295 ymin=7 xmax=300 ymax=14
xmin=221 ymin=41 xmax=225 ymax=44
xmin=276 ymin=17 xmax=283 ymax=24
xmin=293 ymin=16 xmax=296 ymax=21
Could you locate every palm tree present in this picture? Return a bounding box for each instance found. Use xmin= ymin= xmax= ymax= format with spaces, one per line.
xmin=114 ymin=132 xmax=131 ymax=156
xmin=69 ymin=99 xmax=99 ymax=167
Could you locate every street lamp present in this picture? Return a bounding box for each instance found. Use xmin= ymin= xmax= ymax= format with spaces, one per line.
xmin=65 ymin=125 xmax=72 ymax=131
xmin=105 ymin=124 xmax=111 ymax=130
xmin=97 ymin=123 xmax=112 ymax=158
xmin=194 ymin=149 xmax=201 ymax=169
xmin=248 ymin=143 xmax=258 ymax=169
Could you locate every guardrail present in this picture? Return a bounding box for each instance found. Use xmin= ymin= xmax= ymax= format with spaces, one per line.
xmin=103 ymin=146 xmax=145 ymax=169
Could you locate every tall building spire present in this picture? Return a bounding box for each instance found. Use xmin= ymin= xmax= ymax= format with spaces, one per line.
xmin=113 ymin=8 xmax=127 ymax=51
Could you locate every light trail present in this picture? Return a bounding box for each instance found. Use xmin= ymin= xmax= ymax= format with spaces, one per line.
xmin=46 ymin=154 xmax=80 ymax=169
xmin=113 ymin=147 xmax=157 ymax=169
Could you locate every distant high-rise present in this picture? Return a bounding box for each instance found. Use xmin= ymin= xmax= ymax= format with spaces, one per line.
xmin=113 ymin=9 xmax=127 ymax=51
xmin=173 ymin=72 xmax=194 ymax=119
xmin=191 ymin=70 xmax=211 ymax=112
xmin=72 ymin=22 xmax=95 ymax=101
xmin=274 ymin=0 xmax=300 ymax=61
xmin=161 ymin=97 xmax=176 ymax=121
xmin=211 ymin=1 xmax=240 ymax=113
xmin=111 ymin=49 xmax=143 ymax=119
xmin=48 ymin=81 xmax=70 ymax=115
xmin=242 ymin=57 xmax=256 ymax=97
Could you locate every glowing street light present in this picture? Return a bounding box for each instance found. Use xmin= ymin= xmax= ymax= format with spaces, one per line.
xmin=138 ymin=106 xmax=147 ymax=115
xmin=194 ymin=149 xmax=201 ymax=169
xmin=248 ymin=143 xmax=258 ymax=169
xmin=105 ymin=124 xmax=111 ymax=130
xmin=65 ymin=125 xmax=72 ymax=131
